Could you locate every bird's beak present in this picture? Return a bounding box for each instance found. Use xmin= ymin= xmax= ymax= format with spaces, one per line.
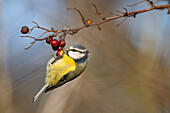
xmin=86 ymin=50 xmax=89 ymax=56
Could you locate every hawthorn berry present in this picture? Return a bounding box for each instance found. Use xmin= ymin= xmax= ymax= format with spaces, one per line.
xmin=56 ymin=49 xmax=63 ymax=56
xmin=58 ymin=39 xmax=66 ymax=47
xmin=46 ymin=37 xmax=53 ymax=44
xmin=51 ymin=39 xmax=59 ymax=51
xmin=52 ymin=46 xmax=59 ymax=51
xmin=21 ymin=26 xmax=29 ymax=34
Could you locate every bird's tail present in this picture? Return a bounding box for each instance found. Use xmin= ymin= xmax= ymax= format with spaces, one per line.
xmin=32 ymin=85 xmax=47 ymax=102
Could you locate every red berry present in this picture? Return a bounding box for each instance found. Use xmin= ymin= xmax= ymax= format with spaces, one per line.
xmin=21 ymin=26 xmax=29 ymax=34
xmin=56 ymin=49 xmax=63 ymax=56
xmin=58 ymin=39 xmax=66 ymax=47
xmin=52 ymin=46 xmax=59 ymax=51
xmin=51 ymin=39 xmax=58 ymax=48
xmin=46 ymin=37 xmax=53 ymax=44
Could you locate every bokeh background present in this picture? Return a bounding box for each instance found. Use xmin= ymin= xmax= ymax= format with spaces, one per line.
xmin=0 ymin=0 xmax=170 ymax=113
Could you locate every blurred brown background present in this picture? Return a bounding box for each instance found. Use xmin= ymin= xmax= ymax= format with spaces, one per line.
xmin=0 ymin=0 xmax=170 ymax=113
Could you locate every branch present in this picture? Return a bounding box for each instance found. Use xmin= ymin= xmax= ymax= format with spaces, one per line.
xmin=21 ymin=1 xmax=170 ymax=50
xmin=93 ymin=4 xmax=170 ymax=26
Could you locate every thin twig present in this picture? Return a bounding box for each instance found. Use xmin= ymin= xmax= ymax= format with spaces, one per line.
xmin=67 ymin=7 xmax=86 ymax=25
xmin=117 ymin=17 xmax=128 ymax=26
xmin=92 ymin=3 xmax=105 ymax=20
xmin=127 ymin=0 xmax=147 ymax=7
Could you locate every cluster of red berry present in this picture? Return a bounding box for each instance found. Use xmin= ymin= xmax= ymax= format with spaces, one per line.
xmin=46 ymin=37 xmax=66 ymax=56
xmin=21 ymin=26 xmax=66 ymax=56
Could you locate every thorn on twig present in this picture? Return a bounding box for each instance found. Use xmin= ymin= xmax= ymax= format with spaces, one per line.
xmin=97 ymin=25 xmax=102 ymax=31
xmin=146 ymin=0 xmax=155 ymax=7
xmin=51 ymin=27 xmax=54 ymax=31
xmin=116 ymin=8 xmax=129 ymax=17
xmin=167 ymin=7 xmax=170 ymax=14
xmin=123 ymin=8 xmax=128 ymax=17
xmin=133 ymin=14 xmax=137 ymax=18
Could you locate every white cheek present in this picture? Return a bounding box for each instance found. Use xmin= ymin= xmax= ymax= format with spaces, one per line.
xmin=69 ymin=51 xmax=84 ymax=59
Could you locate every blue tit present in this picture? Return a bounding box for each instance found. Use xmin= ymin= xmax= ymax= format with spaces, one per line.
xmin=32 ymin=45 xmax=90 ymax=102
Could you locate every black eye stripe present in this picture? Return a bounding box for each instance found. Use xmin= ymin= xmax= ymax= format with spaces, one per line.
xmin=70 ymin=49 xmax=77 ymax=52
xmin=69 ymin=49 xmax=87 ymax=53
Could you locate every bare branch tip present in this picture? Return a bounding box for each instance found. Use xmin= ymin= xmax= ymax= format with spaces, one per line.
xmin=116 ymin=17 xmax=128 ymax=26
xmin=127 ymin=0 xmax=147 ymax=7
xmin=124 ymin=8 xmax=128 ymax=12
xmin=97 ymin=25 xmax=102 ymax=31
xmin=66 ymin=7 xmax=72 ymax=11
xmin=32 ymin=21 xmax=39 ymax=26
xmin=92 ymin=3 xmax=97 ymax=9
xmin=24 ymin=47 xmax=30 ymax=50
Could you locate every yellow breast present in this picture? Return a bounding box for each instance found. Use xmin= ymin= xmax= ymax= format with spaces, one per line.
xmin=46 ymin=54 xmax=76 ymax=86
